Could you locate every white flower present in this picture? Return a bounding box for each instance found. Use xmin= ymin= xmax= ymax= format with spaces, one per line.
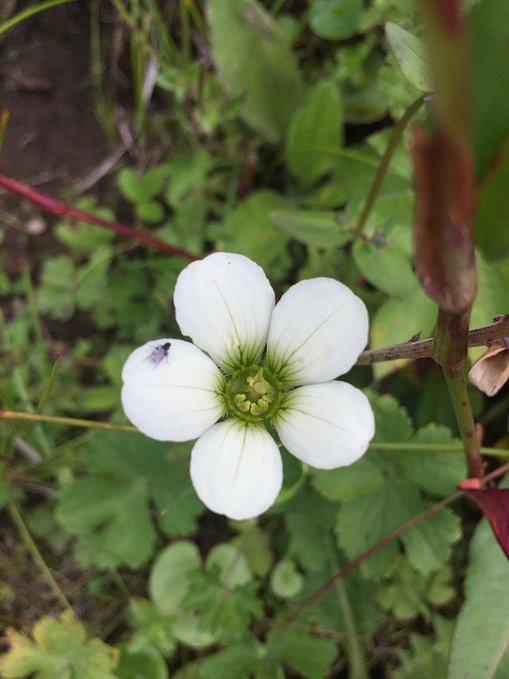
xmin=121 ymin=253 xmax=374 ymax=520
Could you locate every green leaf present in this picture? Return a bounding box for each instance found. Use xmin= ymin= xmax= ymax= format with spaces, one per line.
xmin=401 ymin=506 xmax=461 ymax=574
xmin=285 ymin=491 xmax=337 ymax=572
xmin=214 ymin=191 xmax=290 ymax=275
xmin=270 ymin=559 xmax=304 ymax=599
xmin=57 ymin=433 xmax=202 ymax=568
xmin=208 ymin=0 xmax=304 ymax=141
xmin=402 ymin=424 xmax=466 ymax=498
xmin=118 ymin=166 xmax=169 ymax=203
xmin=149 ymin=541 xmax=202 ymax=616
xmin=55 ymin=196 xmax=115 ymax=253
xmin=475 ymin=151 xmax=509 ymax=260
xmin=352 ymin=239 xmax=416 ymax=297
xmin=0 ymin=611 xmax=118 ymax=679
xmin=115 ymin=643 xmax=168 ymax=679
xmin=285 ymin=81 xmax=342 ymax=187
xmin=378 ymin=559 xmax=455 ymax=621
xmin=232 ymin=526 xmax=273 ymax=577
xmin=206 ymin=544 xmax=252 ymax=587
xmin=136 ymin=200 xmax=165 ymax=223
xmin=471 ymin=0 xmax=509 ymax=177
xmin=309 ymin=0 xmax=363 ymax=41
xmin=312 ymin=456 xmax=382 ymax=502
xmin=265 ymin=628 xmax=337 ymax=679
xmin=270 ymin=209 xmax=351 ymax=249
xmin=199 ymin=638 xmax=263 ymax=679
xmin=128 ymin=599 xmax=177 ymax=657
xmin=448 ymin=517 xmax=509 ymax=678
xmin=394 ymin=617 xmax=454 ymax=678
xmin=385 ymin=23 xmax=430 ymax=91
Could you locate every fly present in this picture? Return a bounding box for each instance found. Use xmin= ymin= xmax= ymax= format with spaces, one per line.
xmin=147 ymin=342 xmax=171 ymax=366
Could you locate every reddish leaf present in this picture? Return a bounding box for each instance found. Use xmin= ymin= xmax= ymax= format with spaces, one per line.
xmin=463 ymin=488 xmax=509 ymax=560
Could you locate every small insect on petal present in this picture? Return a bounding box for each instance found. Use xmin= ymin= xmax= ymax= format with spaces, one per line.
xmin=147 ymin=342 xmax=171 ymax=366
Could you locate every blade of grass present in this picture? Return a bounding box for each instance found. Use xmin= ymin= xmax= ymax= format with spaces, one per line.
xmin=0 ymin=0 xmax=76 ymax=38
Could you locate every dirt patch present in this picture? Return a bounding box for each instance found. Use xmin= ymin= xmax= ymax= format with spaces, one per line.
xmin=0 ymin=4 xmax=109 ymax=186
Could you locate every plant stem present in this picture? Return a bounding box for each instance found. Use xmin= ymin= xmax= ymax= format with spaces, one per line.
xmin=8 ymin=502 xmax=74 ymax=612
xmin=356 ymin=315 xmax=509 ymax=365
xmin=443 ymin=369 xmax=484 ymax=477
xmin=352 ymin=95 xmax=425 ymax=238
xmin=0 ymin=409 xmax=137 ymax=432
xmin=0 ymin=172 xmax=197 ymax=261
xmin=2 ymin=409 xmax=508 ymax=459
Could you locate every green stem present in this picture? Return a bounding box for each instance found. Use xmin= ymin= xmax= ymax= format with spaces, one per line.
xmin=443 ymin=369 xmax=484 ymax=477
xmin=0 ymin=409 xmax=137 ymax=433
xmin=326 ymin=535 xmax=368 ymax=679
xmin=8 ymin=502 xmax=73 ymax=612
xmin=353 ymin=95 xmax=425 ymax=238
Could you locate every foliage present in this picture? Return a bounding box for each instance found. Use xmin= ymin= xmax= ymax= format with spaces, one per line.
xmin=0 ymin=0 xmax=508 ymax=676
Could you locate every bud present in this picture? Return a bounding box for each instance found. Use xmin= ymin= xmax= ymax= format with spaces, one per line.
xmin=468 ymin=338 xmax=509 ymax=396
xmin=412 ymin=126 xmax=476 ymax=313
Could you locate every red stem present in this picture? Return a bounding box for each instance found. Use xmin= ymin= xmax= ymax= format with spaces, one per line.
xmin=0 ymin=172 xmax=197 ymax=262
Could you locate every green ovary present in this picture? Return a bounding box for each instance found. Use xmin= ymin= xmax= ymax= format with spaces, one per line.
xmin=224 ymin=365 xmax=283 ymax=423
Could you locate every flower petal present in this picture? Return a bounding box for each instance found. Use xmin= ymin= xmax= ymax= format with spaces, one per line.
xmin=190 ymin=420 xmax=283 ymax=520
xmin=174 ymin=252 xmax=275 ymax=371
xmin=275 ymin=381 xmax=374 ymax=469
xmin=121 ymin=339 xmax=224 ymax=442
xmin=266 ymin=278 xmax=368 ymax=385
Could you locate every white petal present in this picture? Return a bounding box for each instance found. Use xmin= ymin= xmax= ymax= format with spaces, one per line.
xmin=121 ymin=339 xmax=224 ymax=442
xmin=174 ymin=252 xmax=275 ymax=372
xmin=275 ymin=381 xmax=374 ymax=469
xmin=266 ymin=278 xmax=368 ymax=385
xmin=190 ymin=420 xmax=283 ymax=520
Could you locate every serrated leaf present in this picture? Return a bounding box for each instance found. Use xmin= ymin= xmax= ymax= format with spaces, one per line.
xmin=208 ymin=0 xmax=304 ymax=141
xmin=285 ymin=491 xmax=337 ymax=572
xmin=57 ymin=433 xmax=202 ymax=568
xmin=448 ymin=517 xmax=509 ymax=678
xmin=394 ymin=617 xmax=454 ymax=678
xmin=128 ymin=599 xmax=177 ymax=657
xmin=401 ymin=505 xmax=461 ymax=574
xmin=206 ymin=544 xmax=252 ymax=587
xmin=385 ymin=23 xmax=430 ymax=91
xmin=199 ymin=637 xmax=263 ymax=679
xmin=270 ymin=209 xmax=351 ymax=249
xmin=285 ymin=81 xmax=342 ymax=187
xmin=265 ymin=628 xmax=337 ymax=679
xmin=115 ymin=643 xmax=168 ymax=679
xmin=0 ymin=611 xmax=118 ymax=679
xmin=352 ymin=239 xmax=416 ymax=297
xmin=312 ymin=457 xmax=382 ymax=502
xmin=309 ymin=0 xmax=363 ymax=41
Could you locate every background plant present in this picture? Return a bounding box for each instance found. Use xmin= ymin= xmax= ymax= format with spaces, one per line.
xmin=0 ymin=0 xmax=508 ymax=677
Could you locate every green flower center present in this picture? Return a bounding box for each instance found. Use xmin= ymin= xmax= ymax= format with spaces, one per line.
xmin=224 ymin=365 xmax=282 ymax=423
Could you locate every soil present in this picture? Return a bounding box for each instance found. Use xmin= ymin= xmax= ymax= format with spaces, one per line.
xmin=0 ymin=3 xmax=108 ymax=186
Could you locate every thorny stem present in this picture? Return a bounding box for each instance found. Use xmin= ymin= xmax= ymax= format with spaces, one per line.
xmin=352 ymin=95 xmax=425 ymax=239
xmin=0 ymin=172 xmax=197 ymax=261
xmin=8 ymin=501 xmax=74 ymax=613
xmin=285 ymin=458 xmax=509 ymax=624
xmin=356 ymin=315 xmax=509 ymax=365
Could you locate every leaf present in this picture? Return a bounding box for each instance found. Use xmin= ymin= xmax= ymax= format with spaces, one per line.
xmin=270 ymin=209 xmax=351 ymax=249
xmin=118 ymin=165 xmax=169 ymax=203
xmin=394 ymin=617 xmax=454 ymax=678
xmin=352 ymin=239 xmax=416 ymax=297
xmin=449 ymin=515 xmax=509 ymax=678
xmin=312 ymin=456 xmax=382 ymax=503
xmin=378 ymin=559 xmax=455 ymax=621
xmin=285 ymin=491 xmax=337 ymax=572
xmin=309 ymin=0 xmax=363 ymax=41
xmin=128 ymin=599 xmax=177 ymax=657
xmin=57 ymin=432 xmax=202 ymax=569
xmin=55 ymin=196 xmax=115 ymax=253
xmin=205 ymin=544 xmax=252 ymax=587
xmin=208 ymin=0 xmax=304 ymax=141
xmin=149 ymin=541 xmax=202 ymax=616
xmin=213 ymin=191 xmax=290 ymax=275
xmin=385 ymin=23 xmax=430 ymax=91
xmin=285 ymin=81 xmax=342 ymax=187
xmin=270 ymin=559 xmax=304 ymax=599
xmin=199 ymin=638 xmax=262 ymax=679
xmin=115 ymin=643 xmax=168 ymax=679
xmin=0 ymin=611 xmax=118 ymax=679
xmin=475 ymin=151 xmax=509 ymax=260
xmin=264 ymin=627 xmax=338 ymax=679
xmin=471 ymin=0 xmax=509 ymax=177
xmin=401 ymin=505 xmax=461 ymax=574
